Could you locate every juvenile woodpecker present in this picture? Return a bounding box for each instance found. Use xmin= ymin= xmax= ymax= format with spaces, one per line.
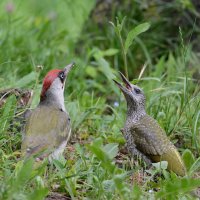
xmin=113 ymin=72 xmax=186 ymax=176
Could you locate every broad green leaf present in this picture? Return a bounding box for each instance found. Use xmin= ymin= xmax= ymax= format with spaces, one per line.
xmin=96 ymin=57 xmax=115 ymax=80
xmin=86 ymin=65 xmax=98 ymax=78
xmin=92 ymin=137 xmax=103 ymax=147
xmin=179 ymin=0 xmax=195 ymax=10
xmin=88 ymin=142 xmax=115 ymax=173
xmin=101 ymin=48 xmax=119 ymax=57
xmin=124 ymin=22 xmax=150 ymax=54
xmin=93 ymin=49 xmax=116 ymax=80
xmin=182 ymin=149 xmax=195 ymax=171
xmin=28 ymin=187 xmax=48 ymax=200
xmin=131 ymin=184 xmax=142 ymax=199
xmin=103 ymin=143 xmax=119 ymax=160
xmin=7 ymin=158 xmax=34 ymax=199
xmin=156 ymin=178 xmax=200 ymax=198
xmin=113 ymin=173 xmax=130 ymax=194
xmin=189 ymin=157 xmax=200 ymax=175
xmin=152 ymin=161 xmax=168 ymax=170
xmin=53 ymin=158 xmax=66 ymax=170
xmin=103 ymin=179 xmax=115 ymax=192
xmin=0 ymin=95 xmax=17 ymax=132
xmin=15 ymin=72 xmax=37 ymax=87
xmin=15 ymin=158 xmax=34 ymax=187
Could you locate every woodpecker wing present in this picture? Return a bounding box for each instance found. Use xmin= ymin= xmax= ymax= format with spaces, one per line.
xmin=21 ymin=105 xmax=71 ymax=158
xmin=132 ymin=115 xmax=172 ymax=156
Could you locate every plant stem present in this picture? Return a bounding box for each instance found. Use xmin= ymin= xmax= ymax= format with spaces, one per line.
xmin=118 ymin=30 xmax=128 ymax=79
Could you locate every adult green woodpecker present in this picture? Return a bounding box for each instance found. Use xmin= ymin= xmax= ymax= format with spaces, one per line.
xmin=113 ymin=72 xmax=186 ymax=176
xmin=21 ymin=63 xmax=75 ymax=161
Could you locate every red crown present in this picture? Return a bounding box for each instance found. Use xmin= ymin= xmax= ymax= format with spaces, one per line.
xmin=40 ymin=69 xmax=62 ymax=101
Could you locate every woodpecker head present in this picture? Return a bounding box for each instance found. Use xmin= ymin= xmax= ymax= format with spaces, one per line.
xmin=113 ymin=72 xmax=146 ymax=113
xmin=40 ymin=63 xmax=75 ymax=102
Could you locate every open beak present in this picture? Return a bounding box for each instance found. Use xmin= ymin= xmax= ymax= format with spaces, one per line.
xmin=63 ymin=62 xmax=75 ymax=76
xmin=113 ymin=71 xmax=132 ymax=93
xmin=118 ymin=71 xmax=132 ymax=90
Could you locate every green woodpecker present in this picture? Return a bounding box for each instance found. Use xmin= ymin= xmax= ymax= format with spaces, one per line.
xmin=21 ymin=63 xmax=74 ymax=161
xmin=113 ymin=72 xmax=186 ymax=176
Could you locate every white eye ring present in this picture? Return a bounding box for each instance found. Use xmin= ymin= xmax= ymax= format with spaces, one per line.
xmin=60 ymin=73 xmax=64 ymax=79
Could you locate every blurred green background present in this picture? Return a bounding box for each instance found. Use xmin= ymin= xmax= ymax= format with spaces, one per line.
xmin=0 ymin=0 xmax=200 ymax=199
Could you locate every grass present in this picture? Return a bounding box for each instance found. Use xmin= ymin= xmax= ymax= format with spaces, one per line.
xmin=0 ymin=0 xmax=200 ymax=199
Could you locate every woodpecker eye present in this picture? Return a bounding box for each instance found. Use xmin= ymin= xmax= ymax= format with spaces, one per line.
xmin=134 ymin=88 xmax=141 ymax=94
xmin=59 ymin=72 xmax=65 ymax=82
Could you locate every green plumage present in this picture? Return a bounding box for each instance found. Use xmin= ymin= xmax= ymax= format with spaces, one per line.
xmin=21 ymin=64 xmax=74 ymax=161
xmin=114 ymin=72 xmax=186 ymax=176
xmin=21 ymin=105 xmax=71 ymax=158
xmin=130 ymin=115 xmax=186 ymax=176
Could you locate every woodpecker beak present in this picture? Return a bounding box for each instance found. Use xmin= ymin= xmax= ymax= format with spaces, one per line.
xmin=63 ymin=62 xmax=75 ymax=76
xmin=113 ymin=71 xmax=132 ymax=93
xmin=119 ymin=72 xmax=132 ymax=90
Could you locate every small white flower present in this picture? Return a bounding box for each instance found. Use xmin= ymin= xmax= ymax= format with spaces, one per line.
xmin=114 ymin=101 xmax=119 ymax=107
